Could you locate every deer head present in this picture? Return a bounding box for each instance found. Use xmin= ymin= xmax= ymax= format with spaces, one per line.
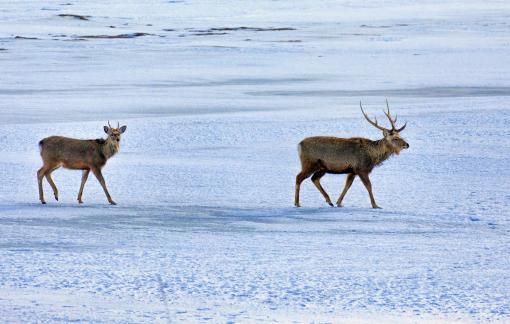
xmin=104 ymin=121 xmax=127 ymax=143
xmin=360 ymin=100 xmax=409 ymax=154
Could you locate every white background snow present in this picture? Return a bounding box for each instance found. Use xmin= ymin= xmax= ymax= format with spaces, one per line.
xmin=0 ymin=0 xmax=509 ymax=322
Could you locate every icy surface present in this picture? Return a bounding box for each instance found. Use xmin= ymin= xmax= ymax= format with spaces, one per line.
xmin=1 ymin=0 xmax=510 ymax=322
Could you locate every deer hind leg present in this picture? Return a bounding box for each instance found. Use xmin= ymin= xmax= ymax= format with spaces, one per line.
xmin=45 ymin=166 xmax=61 ymax=201
xmin=337 ymin=173 xmax=356 ymax=207
xmin=358 ymin=173 xmax=380 ymax=209
xmin=77 ymin=169 xmax=90 ymax=204
xmin=91 ymin=168 xmax=116 ymax=205
xmin=295 ymin=169 xmax=314 ymax=207
xmin=37 ymin=165 xmax=51 ymax=204
xmin=311 ymin=170 xmax=333 ymax=207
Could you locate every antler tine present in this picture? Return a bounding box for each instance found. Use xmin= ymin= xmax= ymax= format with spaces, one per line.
xmin=117 ymin=121 xmax=120 ymax=129
xmin=360 ymin=101 xmax=388 ymax=131
xmin=396 ymin=122 xmax=407 ymax=132
xmin=107 ymin=120 xmax=112 ymax=128
xmin=384 ymin=99 xmax=397 ymax=130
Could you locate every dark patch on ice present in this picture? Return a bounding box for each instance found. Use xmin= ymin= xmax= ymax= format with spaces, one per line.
xmin=162 ymin=28 xmax=176 ymax=31
xmin=247 ymin=87 xmax=510 ymax=98
xmin=361 ymin=23 xmax=409 ymax=28
xmin=339 ymin=32 xmax=381 ymax=37
xmin=58 ymin=13 xmax=90 ymax=20
xmin=0 ymin=48 xmax=7 ymax=51
xmin=274 ymin=40 xmax=302 ymax=43
xmin=187 ymin=26 xmax=296 ymax=36
xmin=190 ymin=32 xmax=229 ymax=36
xmin=14 ymin=36 xmax=39 ymax=40
xmin=60 ymin=3 xmax=73 ymax=5
xmin=41 ymin=8 xmax=60 ymax=11
xmin=205 ymin=27 xmax=295 ymax=32
xmin=79 ymin=32 xmax=155 ymax=39
xmin=361 ymin=24 xmax=392 ymax=28
xmin=130 ymin=77 xmax=314 ymax=88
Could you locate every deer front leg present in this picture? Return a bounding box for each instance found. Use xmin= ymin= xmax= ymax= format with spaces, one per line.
xmin=77 ymin=169 xmax=90 ymax=204
xmin=91 ymin=168 xmax=116 ymax=205
xmin=311 ymin=170 xmax=333 ymax=206
xmin=337 ymin=173 xmax=356 ymax=207
xmin=358 ymin=173 xmax=380 ymax=209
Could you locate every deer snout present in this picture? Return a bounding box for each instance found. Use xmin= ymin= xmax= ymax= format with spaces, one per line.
xmin=403 ymin=142 xmax=409 ymax=149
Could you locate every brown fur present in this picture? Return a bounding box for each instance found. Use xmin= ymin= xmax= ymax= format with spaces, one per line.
xmin=294 ymin=107 xmax=409 ymax=208
xmin=37 ymin=124 xmax=126 ymax=205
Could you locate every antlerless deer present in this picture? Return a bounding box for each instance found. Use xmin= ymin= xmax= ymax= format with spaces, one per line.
xmin=295 ymin=101 xmax=409 ymax=208
xmin=37 ymin=122 xmax=126 ymax=205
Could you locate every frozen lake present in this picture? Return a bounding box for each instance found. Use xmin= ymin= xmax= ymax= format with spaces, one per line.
xmin=1 ymin=0 xmax=509 ymax=322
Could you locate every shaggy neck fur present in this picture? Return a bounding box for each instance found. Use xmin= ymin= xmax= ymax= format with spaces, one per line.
xmin=101 ymin=137 xmax=120 ymax=160
xmin=368 ymin=139 xmax=396 ymax=167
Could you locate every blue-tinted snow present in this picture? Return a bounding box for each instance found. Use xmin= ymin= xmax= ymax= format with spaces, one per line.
xmin=1 ymin=0 xmax=509 ymax=322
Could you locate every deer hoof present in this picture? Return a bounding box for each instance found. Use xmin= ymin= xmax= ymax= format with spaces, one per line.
xmin=337 ymin=203 xmax=343 ymax=207
xmin=295 ymin=203 xmax=301 ymax=208
xmin=78 ymin=200 xmax=83 ymax=204
xmin=54 ymin=196 xmax=58 ymax=201
xmin=109 ymin=200 xmax=117 ymax=205
xmin=41 ymin=201 xmax=46 ymax=205
xmin=372 ymin=205 xmax=382 ymax=209
xmin=327 ymin=202 xmax=334 ymax=207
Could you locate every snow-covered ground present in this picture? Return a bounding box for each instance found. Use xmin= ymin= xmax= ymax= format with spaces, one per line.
xmin=1 ymin=1 xmax=509 ymax=322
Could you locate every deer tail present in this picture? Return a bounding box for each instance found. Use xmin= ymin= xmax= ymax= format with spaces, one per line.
xmin=38 ymin=139 xmax=45 ymax=153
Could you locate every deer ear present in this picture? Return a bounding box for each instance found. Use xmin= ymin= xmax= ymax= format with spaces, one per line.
xmin=119 ymin=125 xmax=127 ymax=133
xmin=383 ymin=129 xmax=389 ymax=137
xmin=104 ymin=126 xmax=110 ymax=134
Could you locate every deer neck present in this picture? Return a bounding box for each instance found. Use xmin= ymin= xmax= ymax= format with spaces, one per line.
xmin=101 ymin=138 xmax=120 ymax=160
xmin=369 ymin=139 xmax=395 ymax=166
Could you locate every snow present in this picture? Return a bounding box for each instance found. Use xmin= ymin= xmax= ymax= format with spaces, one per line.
xmin=1 ymin=0 xmax=509 ymax=322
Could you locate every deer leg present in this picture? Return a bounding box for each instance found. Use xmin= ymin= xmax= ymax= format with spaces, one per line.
xmin=45 ymin=167 xmax=60 ymax=201
xmin=311 ymin=170 xmax=333 ymax=207
xmin=91 ymin=168 xmax=116 ymax=205
xmin=77 ymin=169 xmax=90 ymax=204
xmin=37 ymin=166 xmax=50 ymax=204
xmin=295 ymin=170 xmax=313 ymax=207
xmin=358 ymin=173 xmax=380 ymax=209
xmin=337 ymin=173 xmax=356 ymax=207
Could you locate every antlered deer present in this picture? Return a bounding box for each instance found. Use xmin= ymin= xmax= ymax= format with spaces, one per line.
xmin=294 ymin=101 xmax=409 ymax=208
xmin=37 ymin=122 xmax=127 ymax=205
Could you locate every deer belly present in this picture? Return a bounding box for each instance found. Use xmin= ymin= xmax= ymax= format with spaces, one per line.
xmin=328 ymin=165 xmax=354 ymax=174
xmin=326 ymin=163 xmax=354 ymax=174
xmin=62 ymin=160 xmax=90 ymax=170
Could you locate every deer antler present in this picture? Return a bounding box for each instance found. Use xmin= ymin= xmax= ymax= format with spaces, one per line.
xmin=117 ymin=121 xmax=120 ymax=129
xmin=360 ymin=101 xmax=389 ymax=131
xmin=384 ymin=99 xmax=398 ymax=130
xmin=396 ymin=122 xmax=407 ymax=132
xmin=384 ymin=99 xmax=407 ymax=132
xmin=107 ymin=120 xmax=112 ymax=128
